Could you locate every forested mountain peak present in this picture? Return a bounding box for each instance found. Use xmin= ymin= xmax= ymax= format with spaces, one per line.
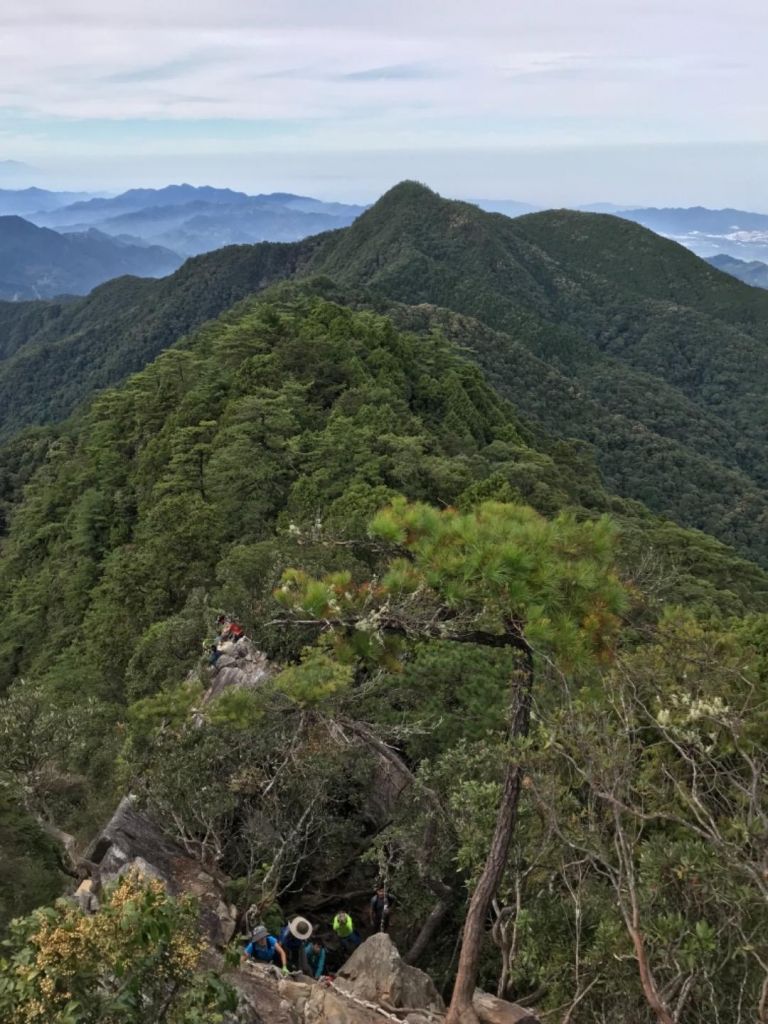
xmin=2 ymin=182 xmax=768 ymax=570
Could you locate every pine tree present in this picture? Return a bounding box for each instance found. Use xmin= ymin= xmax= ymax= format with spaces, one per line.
xmin=276 ymin=497 xmax=627 ymax=1022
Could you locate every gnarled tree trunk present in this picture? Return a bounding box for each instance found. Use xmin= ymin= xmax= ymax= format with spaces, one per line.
xmin=446 ymin=646 xmax=533 ymax=1024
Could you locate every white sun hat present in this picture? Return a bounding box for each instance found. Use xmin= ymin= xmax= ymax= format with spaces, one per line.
xmin=288 ymin=916 xmax=313 ymax=941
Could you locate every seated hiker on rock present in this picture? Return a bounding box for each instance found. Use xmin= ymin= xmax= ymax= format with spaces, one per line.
xmin=369 ymin=885 xmax=393 ymax=933
xmin=217 ymin=613 xmax=245 ymax=643
xmin=305 ymin=936 xmax=327 ymax=979
xmin=243 ymin=925 xmax=289 ymax=974
xmin=279 ymin=916 xmax=313 ymax=974
xmin=332 ymin=911 xmax=361 ymax=960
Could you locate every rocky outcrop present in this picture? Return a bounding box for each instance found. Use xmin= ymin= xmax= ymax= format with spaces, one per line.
xmin=225 ymin=960 xmax=296 ymax=1024
xmin=336 ymin=933 xmax=445 ymax=1014
xmin=83 ymin=796 xmax=237 ymax=946
xmin=473 ymin=991 xmax=539 ymax=1024
xmin=304 ymin=983 xmax=384 ymax=1024
xmin=202 ymin=639 xmax=273 ymax=704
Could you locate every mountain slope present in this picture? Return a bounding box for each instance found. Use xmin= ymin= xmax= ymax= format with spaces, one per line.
xmin=2 ymin=281 xmax=767 ymax=964
xmin=2 ymin=284 xmax=764 ymax=698
xmin=99 ymin=199 xmax=363 ymax=256
xmin=0 ymin=239 xmax=319 ymax=436
xmin=706 ymin=253 xmax=768 ymax=289
xmin=0 ymin=216 xmax=182 ymax=299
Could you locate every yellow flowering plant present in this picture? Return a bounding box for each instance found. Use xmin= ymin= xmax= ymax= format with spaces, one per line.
xmin=0 ymin=870 xmax=235 ymax=1023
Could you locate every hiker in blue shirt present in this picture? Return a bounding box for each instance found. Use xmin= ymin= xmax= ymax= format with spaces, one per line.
xmin=243 ymin=925 xmax=288 ymax=973
xmin=305 ymin=937 xmax=327 ymax=979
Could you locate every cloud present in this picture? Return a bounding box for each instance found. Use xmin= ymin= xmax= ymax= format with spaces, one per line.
xmin=341 ymin=63 xmax=445 ymax=82
xmin=0 ymin=0 xmax=765 ymax=203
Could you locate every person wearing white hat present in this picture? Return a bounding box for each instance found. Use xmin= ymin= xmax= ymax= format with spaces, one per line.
xmin=279 ymin=916 xmax=313 ymax=974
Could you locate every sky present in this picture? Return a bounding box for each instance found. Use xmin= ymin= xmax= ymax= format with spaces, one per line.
xmin=0 ymin=0 xmax=766 ymax=207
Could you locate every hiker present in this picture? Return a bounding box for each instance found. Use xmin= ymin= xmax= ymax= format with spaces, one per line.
xmin=279 ymin=916 xmax=313 ymax=974
xmin=217 ymin=614 xmax=245 ymax=643
xmin=305 ymin=937 xmax=327 ymax=980
xmin=243 ymin=925 xmax=289 ymax=973
xmin=369 ymin=885 xmax=392 ymax=933
xmin=332 ymin=911 xmax=361 ymax=960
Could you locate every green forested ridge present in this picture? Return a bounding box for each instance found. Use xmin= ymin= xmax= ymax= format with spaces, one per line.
xmin=0 ymin=286 xmax=766 ymax=1022
xmin=0 ymin=238 xmax=316 ymax=439
xmin=6 ymin=284 xmax=739 ymax=699
xmin=1 ymin=182 xmax=767 ymax=569
xmin=307 ymin=183 xmax=768 ymax=562
xmin=385 ymin=301 xmax=768 ymax=566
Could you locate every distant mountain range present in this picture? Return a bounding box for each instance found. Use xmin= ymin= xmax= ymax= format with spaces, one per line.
xmin=0 ymin=184 xmax=366 ymax=298
xmin=4 ymin=181 xmax=768 ymax=302
xmin=615 ymin=206 xmax=768 ymax=262
xmin=4 ymin=182 xmax=768 ymax=266
xmin=23 ymin=184 xmax=365 ymax=256
xmin=0 ymin=187 xmax=98 ymax=215
xmin=472 ymin=198 xmax=768 ymax=262
xmin=0 ymin=216 xmax=182 ymax=299
xmin=706 ymin=253 xmax=768 ymax=289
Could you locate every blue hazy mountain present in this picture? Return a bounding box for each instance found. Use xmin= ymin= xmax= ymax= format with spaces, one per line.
xmin=29 ymin=184 xmax=366 ymax=256
xmin=0 ymin=215 xmax=182 ymax=299
xmin=0 ymin=187 xmax=99 ymax=215
xmin=615 ymin=206 xmax=768 ymax=261
xmin=706 ymin=253 xmax=768 ymax=289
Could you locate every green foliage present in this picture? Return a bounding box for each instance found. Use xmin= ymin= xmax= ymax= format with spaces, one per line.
xmin=1 ymin=261 xmax=768 ymax=1021
xmin=0 ymin=242 xmax=310 ymax=441
xmin=273 ymin=649 xmax=355 ymax=707
xmin=280 ymin=497 xmax=628 ymax=671
xmin=0 ymin=793 xmax=63 ymax=936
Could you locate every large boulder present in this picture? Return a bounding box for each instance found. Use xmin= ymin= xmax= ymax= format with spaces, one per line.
xmin=278 ymin=976 xmax=315 ymax=1017
xmin=222 ymin=959 xmax=296 ymax=1024
xmin=304 ymin=984 xmax=384 ymax=1024
xmin=83 ymin=796 xmax=237 ymax=946
xmin=335 ymin=933 xmax=444 ymax=1013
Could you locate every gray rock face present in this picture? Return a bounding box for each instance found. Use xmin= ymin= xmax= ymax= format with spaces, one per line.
xmin=335 ymin=933 xmax=445 ymax=1013
xmin=202 ymin=639 xmax=273 ymax=705
xmin=473 ymin=991 xmax=539 ymax=1024
xmin=84 ymin=796 xmax=237 ymax=946
xmin=304 ymin=984 xmax=384 ymax=1024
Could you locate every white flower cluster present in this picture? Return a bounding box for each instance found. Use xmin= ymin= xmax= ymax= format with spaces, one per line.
xmin=655 ymin=691 xmax=728 ymax=751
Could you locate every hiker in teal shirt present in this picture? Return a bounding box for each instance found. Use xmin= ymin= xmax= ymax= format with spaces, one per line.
xmin=305 ymin=938 xmax=327 ymax=979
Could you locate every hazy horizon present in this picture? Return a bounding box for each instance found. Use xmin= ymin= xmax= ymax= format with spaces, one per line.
xmin=1 ymin=1 xmax=766 ymax=208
